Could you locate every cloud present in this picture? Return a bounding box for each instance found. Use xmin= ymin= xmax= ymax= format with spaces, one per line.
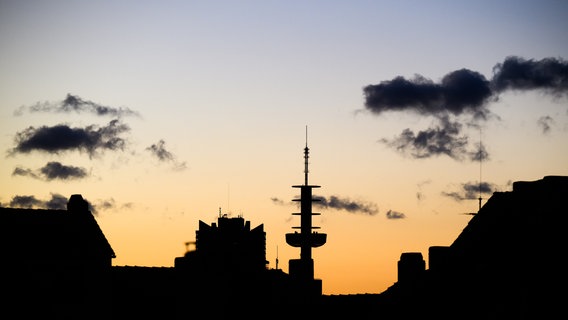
xmin=7 ymin=193 xmax=68 ymax=210
xmin=8 ymin=195 xmax=43 ymax=208
xmin=491 ymin=56 xmax=568 ymax=96
xmin=363 ymin=69 xmax=493 ymax=120
xmin=270 ymin=197 xmax=286 ymax=205
xmin=386 ymin=210 xmax=406 ymax=219
xmin=313 ymin=195 xmax=379 ymax=215
xmin=379 ymin=116 xmax=487 ymax=161
xmin=9 ymin=119 xmax=129 ymax=157
xmin=364 ymin=56 xmax=568 ymax=119
xmin=12 ymin=162 xmax=88 ymax=181
xmin=14 ymin=93 xmax=140 ymax=118
xmin=537 ymin=115 xmax=554 ymax=134
xmin=146 ymin=139 xmax=187 ymax=171
xmin=44 ymin=193 xmax=69 ymax=210
xmin=12 ymin=167 xmax=40 ymax=179
xmin=272 ymin=195 xmax=408 ymax=219
xmin=3 ymin=193 xmax=130 ymax=215
xmin=416 ymin=179 xmax=432 ymax=201
xmin=272 ymin=195 xmax=379 ymax=215
xmin=363 ymin=56 xmax=568 ymax=161
xmin=442 ymin=181 xmax=497 ymax=201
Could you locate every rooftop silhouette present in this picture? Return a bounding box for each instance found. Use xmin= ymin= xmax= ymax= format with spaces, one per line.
xmin=1 ymin=151 xmax=565 ymax=318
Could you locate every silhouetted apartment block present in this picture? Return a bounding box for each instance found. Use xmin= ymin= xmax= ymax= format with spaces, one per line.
xmin=172 ymin=213 xmax=287 ymax=312
xmin=1 ymin=194 xmax=115 ymax=318
xmin=174 ymin=212 xmax=268 ymax=274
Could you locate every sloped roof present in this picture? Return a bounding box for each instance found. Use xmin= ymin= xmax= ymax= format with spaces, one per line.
xmin=450 ymin=175 xmax=567 ymax=268
xmin=0 ymin=199 xmax=115 ymax=261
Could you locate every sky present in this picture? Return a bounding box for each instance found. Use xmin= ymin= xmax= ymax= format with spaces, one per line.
xmin=1 ymin=0 xmax=567 ymax=295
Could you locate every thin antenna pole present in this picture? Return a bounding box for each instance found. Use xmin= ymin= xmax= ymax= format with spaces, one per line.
xmin=304 ymin=125 xmax=309 ymax=186
xmin=276 ymin=245 xmax=279 ymax=270
xmin=478 ymin=127 xmax=482 ymax=211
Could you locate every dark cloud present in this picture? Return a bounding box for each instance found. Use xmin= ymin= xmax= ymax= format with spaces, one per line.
xmin=3 ymin=193 xmax=128 ymax=215
xmin=7 ymin=193 xmax=68 ymax=210
xmin=272 ymin=195 xmax=379 ymax=216
xmin=491 ymin=56 xmax=568 ymax=96
xmin=364 ymin=56 xmax=568 ymax=119
xmin=40 ymin=162 xmax=88 ymax=180
xmin=146 ymin=139 xmax=187 ymax=171
xmin=380 ymin=116 xmax=485 ymax=161
xmin=45 ymin=193 xmax=69 ymax=210
xmin=9 ymin=119 xmax=129 ymax=157
xmin=363 ymin=56 xmax=568 ymax=161
xmin=386 ymin=210 xmax=406 ymax=219
xmin=537 ymin=115 xmax=554 ymax=134
xmin=8 ymin=195 xmax=43 ymax=208
xmin=13 ymin=162 xmax=88 ymax=181
xmin=14 ymin=93 xmax=140 ymax=118
xmin=363 ymin=69 xmax=493 ymax=119
xmin=442 ymin=181 xmax=496 ymax=201
xmin=313 ymin=195 xmax=378 ymax=215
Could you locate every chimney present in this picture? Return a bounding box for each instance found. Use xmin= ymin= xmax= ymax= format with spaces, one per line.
xmin=67 ymin=194 xmax=89 ymax=213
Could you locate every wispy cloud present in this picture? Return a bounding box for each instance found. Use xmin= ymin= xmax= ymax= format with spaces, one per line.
xmin=313 ymin=195 xmax=379 ymax=216
xmin=14 ymin=93 xmax=140 ymax=118
xmin=145 ymin=139 xmax=187 ymax=171
xmin=537 ymin=115 xmax=554 ymax=134
xmin=271 ymin=195 xmax=396 ymax=217
xmin=379 ymin=116 xmax=489 ymax=161
xmin=12 ymin=162 xmax=88 ymax=181
xmin=442 ymin=181 xmax=497 ymax=201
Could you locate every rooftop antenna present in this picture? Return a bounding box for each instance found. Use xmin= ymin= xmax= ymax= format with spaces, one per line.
xmin=276 ymin=245 xmax=279 ymax=270
xmin=460 ymin=126 xmax=484 ymax=216
xmin=478 ymin=126 xmax=482 ymax=211
xmin=304 ymin=125 xmax=309 ymax=186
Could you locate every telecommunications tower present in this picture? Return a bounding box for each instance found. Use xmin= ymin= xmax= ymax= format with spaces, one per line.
xmin=285 ymin=127 xmax=327 ymax=298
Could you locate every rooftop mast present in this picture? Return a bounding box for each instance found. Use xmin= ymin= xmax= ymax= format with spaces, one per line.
xmin=304 ymin=126 xmax=309 ymax=186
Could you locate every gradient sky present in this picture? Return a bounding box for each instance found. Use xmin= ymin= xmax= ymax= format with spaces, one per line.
xmin=1 ymin=0 xmax=567 ymax=295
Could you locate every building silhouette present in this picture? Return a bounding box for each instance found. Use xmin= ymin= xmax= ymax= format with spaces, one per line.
xmin=377 ymin=175 xmax=567 ymax=319
xmin=1 ymin=164 xmax=565 ymax=318
xmin=1 ymin=194 xmax=115 ymax=318
xmin=174 ymin=210 xmax=268 ymax=274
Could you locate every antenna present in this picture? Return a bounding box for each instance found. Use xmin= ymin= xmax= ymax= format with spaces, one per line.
xmin=459 ymin=126 xmax=484 ymax=217
xmin=304 ymin=125 xmax=309 ymax=186
xmin=276 ymin=245 xmax=279 ymax=270
xmin=478 ymin=126 xmax=483 ymax=211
